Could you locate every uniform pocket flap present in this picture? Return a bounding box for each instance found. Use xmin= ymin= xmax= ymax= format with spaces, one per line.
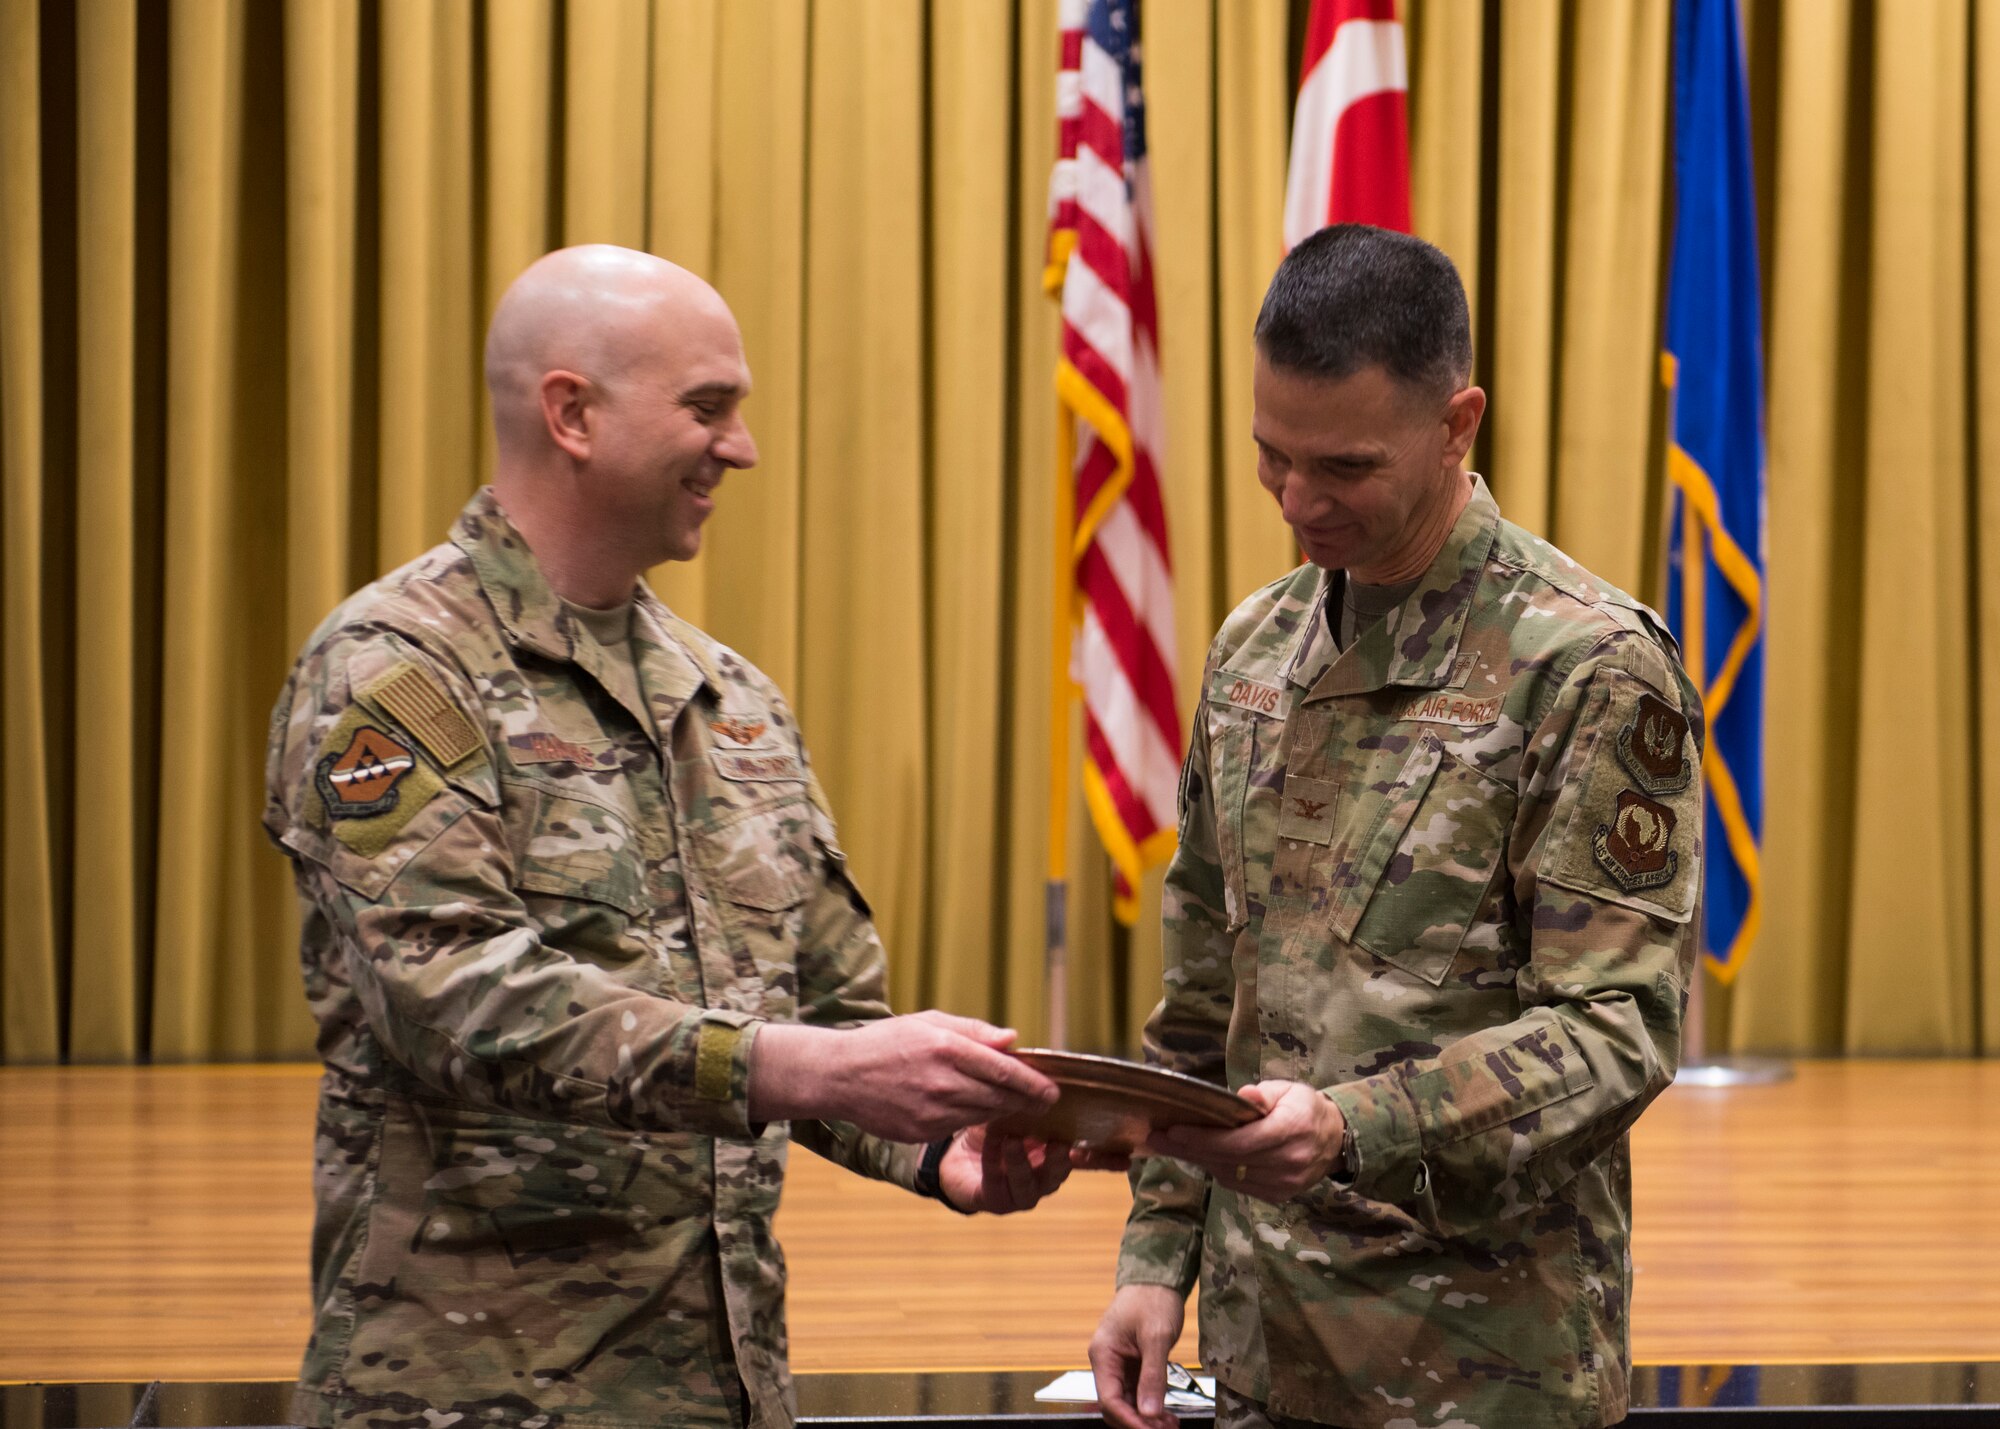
xmin=1337 ymin=739 xmax=1516 ymax=988
xmin=687 ymin=800 xmax=817 ymax=912
xmin=513 ymin=792 xmax=650 ymax=917
xmin=713 ymin=856 xmax=814 ymax=912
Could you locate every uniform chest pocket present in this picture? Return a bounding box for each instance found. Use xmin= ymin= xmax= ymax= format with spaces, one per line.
xmin=687 ymin=795 xmax=816 ymax=913
xmin=509 ymin=785 xmax=650 ymax=918
xmin=1331 ymin=735 xmax=1515 ymax=985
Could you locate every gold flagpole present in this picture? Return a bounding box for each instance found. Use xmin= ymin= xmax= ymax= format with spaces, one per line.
xmin=1046 ymin=406 xmax=1076 ymax=1051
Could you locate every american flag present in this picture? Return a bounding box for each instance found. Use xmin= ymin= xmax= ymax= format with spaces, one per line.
xmin=1046 ymin=0 xmax=1181 ymax=927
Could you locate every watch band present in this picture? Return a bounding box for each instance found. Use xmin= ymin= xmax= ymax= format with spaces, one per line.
xmin=915 ymin=1136 xmax=971 ymax=1213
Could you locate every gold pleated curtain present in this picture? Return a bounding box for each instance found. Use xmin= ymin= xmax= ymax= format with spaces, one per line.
xmin=2 ymin=0 xmax=1995 ymax=1066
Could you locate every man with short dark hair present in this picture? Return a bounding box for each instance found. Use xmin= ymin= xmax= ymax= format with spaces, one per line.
xmin=1087 ymin=224 xmax=1701 ymax=1429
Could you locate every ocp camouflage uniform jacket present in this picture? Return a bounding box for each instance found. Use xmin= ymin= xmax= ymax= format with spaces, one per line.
xmin=1118 ymin=478 xmax=1702 ymax=1429
xmin=264 ymin=488 xmax=917 ymax=1429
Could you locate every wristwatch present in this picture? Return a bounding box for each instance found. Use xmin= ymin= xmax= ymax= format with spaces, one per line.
xmin=915 ymin=1135 xmax=972 ymax=1214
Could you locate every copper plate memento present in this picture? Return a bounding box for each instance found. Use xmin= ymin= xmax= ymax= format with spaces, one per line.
xmin=992 ymin=1049 xmax=1261 ymax=1152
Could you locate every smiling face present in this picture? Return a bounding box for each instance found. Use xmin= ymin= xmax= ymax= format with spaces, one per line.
xmin=485 ymin=247 xmax=767 ymax=588
xmin=1251 ymin=353 xmax=1484 ymax=581
xmin=589 ymin=294 xmax=758 ymax=566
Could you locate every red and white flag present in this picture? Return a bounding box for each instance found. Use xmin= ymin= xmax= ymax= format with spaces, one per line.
xmin=1046 ymin=0 xmax=1181 ymax=926
xmin=1283 ymin=0 xmax=1412 ymax=248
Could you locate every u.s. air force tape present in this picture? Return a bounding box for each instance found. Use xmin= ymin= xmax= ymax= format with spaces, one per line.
xmin=364 ymin=662 xmax=482 ymax=768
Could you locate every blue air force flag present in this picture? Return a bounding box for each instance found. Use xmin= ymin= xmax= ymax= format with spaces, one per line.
xmin=1662 ymin=0 xmax=1766 ymax=979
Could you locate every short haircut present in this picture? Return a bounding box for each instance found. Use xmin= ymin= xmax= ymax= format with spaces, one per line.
xmin=1253 ymin=224 xmax=1473 ymax=399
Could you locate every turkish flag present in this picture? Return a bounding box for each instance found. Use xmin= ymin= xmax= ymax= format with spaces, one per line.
xmin=1282 ymin=0 xmax=1412 ymax=249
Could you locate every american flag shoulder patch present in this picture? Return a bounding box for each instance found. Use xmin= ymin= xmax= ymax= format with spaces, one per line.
xmin=362 ymin=662 xmax=482 ymax=769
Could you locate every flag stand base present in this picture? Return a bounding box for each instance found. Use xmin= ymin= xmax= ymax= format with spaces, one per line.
xmin=1675 ymin=1056 xmax=1792 ymax=1088
xmin=1678 ymin=964 xmax=1787 ymax=1086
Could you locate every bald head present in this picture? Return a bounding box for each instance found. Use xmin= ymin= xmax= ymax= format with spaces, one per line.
xmin=484 ymin=244 xmax=735 ymax=456
xmin=479 ymin=245 xmax=757 ymax=597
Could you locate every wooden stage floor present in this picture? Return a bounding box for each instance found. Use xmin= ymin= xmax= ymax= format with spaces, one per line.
xmin=1 ymin=1059 xmax=1995 ymax=1383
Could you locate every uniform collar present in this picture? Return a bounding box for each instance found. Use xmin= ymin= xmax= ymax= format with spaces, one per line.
xmin=452 ymin=487 xmax=577 ymax=662
xmin=452 ymin=487 xmax=711 ymax=728
xmin=1285 ymin=474 xmax=1500 ymax=701
xmin=632 ymin=587 xmax=716 ymax=713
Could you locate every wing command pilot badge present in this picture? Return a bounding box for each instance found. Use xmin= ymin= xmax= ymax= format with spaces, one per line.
xmin=316 ymin=725 xmax=418 ymax=819
xmin=1614 ymin=693 xmax=1691 ymax=795
xmin=710 ymin=717 xmax=768 ymax=746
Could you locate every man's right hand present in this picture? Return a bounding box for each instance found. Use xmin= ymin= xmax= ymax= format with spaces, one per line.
xmin=748 ymin=1011 xmax=1059 ymax=1143
xmin=1087 ymin=1284 xmax=1187 ymax=1429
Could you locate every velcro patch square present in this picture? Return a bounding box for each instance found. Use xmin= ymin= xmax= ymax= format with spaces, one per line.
xmin=306 ymin=706 xmax=448 ymax=858
xmin=1540 ymin=674 xmax=1700 ymax=924
xmin=695 ymin=1020 xmax=744 ymax=1101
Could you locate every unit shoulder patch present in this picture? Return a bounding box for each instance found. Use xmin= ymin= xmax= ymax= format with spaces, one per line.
xmin=306 ymin=706 xmax=450 ymax=858
xmin=316 ymin=725 xmax=417 ymax=818
xmin=1592 ymin=789 xmax=1679 ymax=891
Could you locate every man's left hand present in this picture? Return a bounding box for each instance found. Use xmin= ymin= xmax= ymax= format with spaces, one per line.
xmin=938 ymin=1125 xmax=1074 ymax=1214
xmin=1146 ymin=1080 xmax=1345 ymax=1204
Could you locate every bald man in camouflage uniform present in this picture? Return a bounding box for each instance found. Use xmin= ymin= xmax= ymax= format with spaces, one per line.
xmin=1087 ymin=227 xmax=1701 ymax=1429
xmin=266 ymin=246 xmax=1068 ymax=1429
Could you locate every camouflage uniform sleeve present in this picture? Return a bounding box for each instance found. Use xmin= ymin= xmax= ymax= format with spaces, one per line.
xmin=271 ymin=630 xmax=764 ymax=1139
xmin=1320 ymin=632 xmax=1701 ymax=1236
xmin=780 ymin=744 xmax=923 ymax=1192
xmin=1116 ymin=691 xmax=1231 ymax=1294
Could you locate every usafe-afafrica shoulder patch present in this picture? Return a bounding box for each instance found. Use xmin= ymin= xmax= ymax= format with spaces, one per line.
xmin=1211 ymin=673 xmax=1286 ymax=717
xmin=1614 ymin=692 xmax=1692 ymax=795
xmin=1593 ymin=789 xmax=1679 ymax=892
xmin=362 ymin=662 xmax=482 ymax=768
xmin=306 ymin=705 xmax=449 ymax=857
